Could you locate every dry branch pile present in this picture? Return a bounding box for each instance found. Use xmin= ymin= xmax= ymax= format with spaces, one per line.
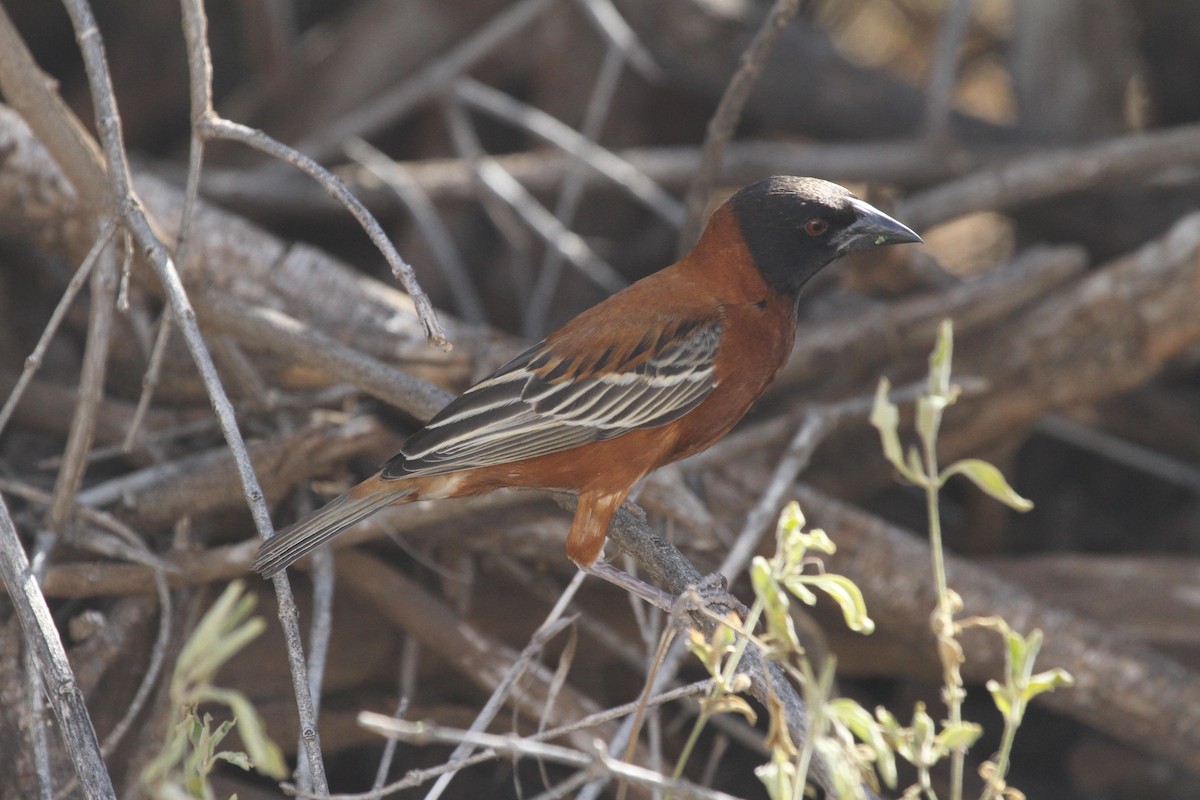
xmin=2 ymin=1 xmax=1200 ymax=799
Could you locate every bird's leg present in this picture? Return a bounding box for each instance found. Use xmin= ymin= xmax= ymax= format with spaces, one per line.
xmin=621 ymin=476 xmax=649 ymax=520
xmin=569 ymin=487 xmax=710 ymax=613
xmin=581 ymin=561 xmax=674 ymax=612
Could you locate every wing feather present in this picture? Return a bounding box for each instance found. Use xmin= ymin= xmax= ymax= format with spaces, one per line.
xmin=383 ymin=318 xmax=721 ymax=479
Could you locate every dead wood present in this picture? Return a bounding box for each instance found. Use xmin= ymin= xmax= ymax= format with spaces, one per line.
xmin=4 ymin=1 xmax=1200 ymax=797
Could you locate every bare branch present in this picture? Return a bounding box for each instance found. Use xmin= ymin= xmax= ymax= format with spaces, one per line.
xmin=924 ymin=0 xmax=977 ymax=139
xmin=0 ymin=495 xmax=116 ymax=799
xmin=441 ymin=95 xmax=628 ymax=296
xmin=899 ymin=122 xmax=1200 ymax=229
xmin=0 ymin=219 xmax=116 ymax=438
xmin=346 ymin=138 xmax=488 ymax=325
xmin=297 ymin=0 xmax=559 ymax=161
xmin=359 ymin=714 xmax=743 ymax=800
xmin=678 ymin=0 xmax=802 ymax=251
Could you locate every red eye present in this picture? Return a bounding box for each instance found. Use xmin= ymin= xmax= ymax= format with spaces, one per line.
xmin=804 ymin=218 xmax=828 ymax=236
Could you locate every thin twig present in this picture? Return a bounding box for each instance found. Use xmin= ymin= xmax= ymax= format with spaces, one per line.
xmin=50 ymin=553 xmax=173 ymax=800
xmin=122 ymin=311 xmax=174 ymax=452
xmin=46 ymin=242 xmax=118 ymax=531
xmin=25 ymin=644 xmax=54 ymax=800
xmin=572 ymin=0 xmax=661 ymax=81
xmin=494 ymin=554 xmax=770 ymax=759
xmin=97 ymin=566 xmax=172 ymax=759
xmin=0 ymin=482 xmax=174 ymax=800
xmin=0 ymin=494 xmax=116 ymax=799
xmin=196 ymin=291 xmax=452 ymax=421
xmin=367 ymin=637 xmax=419 ymax=797
xmin=208 ymin=333 xmax=274 ymax=410
xmin=526 ymin=770 xmax=595 ymax=800
xmin=295 ymin=547 xmax=335 ymax=794
xmin=678 ymin=0 xmax=802 ymax=252
xmin=297 ymin=0 xmax=559 ymax=161
xmin=200 ymin=137 xmax=967 ymax=216
xmin=184 ymin=0 xmax=447 ymax=352
xmin=345 ymin=138 xmax=487 ymax=324
xmin=454 ymin=77 xmax=683 ymax=227
xmin=296 ymin=680 xmax=710 ymax=800
xmin=27 ymin=528 xmax=58 ymax=799
xmin=441 ymin=96 xmax=539 ymax=277
xmin=204 ymin=115 xmax=448 ymax=348
xmin=359 ymin=715 xmax=743 ymax=800
xmin=525 ymin=42 xmax=632 ymax=338
xmin=924 ymin=0 xmax=976 ymax=139
xmin=0 ymin=4 xmax=109 ymax=205
xmin=441 ymin=94 xmax=628 ymax=295
xmin=1037 ymin=414 xmax=1200 ymax=493
xmin=0 ymin=218 xmax=116 ymax=439
xmin=422 ymin=570 xmax=586 ymax=800
xmin=898 ymin=122 xmax=1200 ymax=229
xmin=63 ymin=0 xmax=332 ymax=791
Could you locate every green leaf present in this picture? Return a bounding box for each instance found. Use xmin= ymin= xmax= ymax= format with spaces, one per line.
xmin=187 ymin=714 xmax=205 ymax=746
xmin=814 ymin=736 xmax=869 ymax=800
xmin=780 ymin=574 xmax=818 ymax=606
xmin=214 ymin=751 xmax=253 ymax=771
xmin=936 ymin=721 xmax=983 ymax=752
xmin=905 ymin=446 xmax=924 ymax=482
xmin=140 ymin=721 xmax=190 ymax=787
xmin=760 ymin=586 xmax=798 ymax=650
xmin=915 ymin=394 xmax=948 ymax=448
xmin=778 ymin=500 xmax=806 ymax=535
xmin=178 ymin=583 xmax=261 ymax=690
xmin=1008 ymin=626 xmax=1036 ymax=671
xmin=916 ymin=320 xmax=959 ymax=446
xmin=185 ymin=616 xmax=266 ymax=693
xmin=209 ymin=718 xmax=235 ymax=750
xmin=941 ymin=459 xmax=1034 ymax=511
xmin=685 ymin=628 xmax=718 ymax=678
xmin=750 ymin=556 xmax=773 ymax=595
xmin=755 ymin=752 xmax=796 ymax=800
xmin=830 ymin=698 xmax=897 ymax=789
xmin=1025 ymin=668 xmax=1075 ymax=700
xmin=870 ymin=378 xmax=905 ymax=472
xmin=911 ymin=703 xmax=935 ymax=746
xmin=928 ymin=319 xmax=954 ymax=401
xmin=828 ymin=698 xmax=874 ymax=737
xmin=222 ymin=691 xmax=289 ymax=779
xmin=797 ymin=526 xmax=837 ymax=557
xmin=796 ymin=573 xmax=875 ymax=634
xmin=875 ymin=706 xmax=917 ymax=764
xmin=986 ymin=679 xmax=1011 ymax=717
xmin=175 ymin=583 xmax=242 ymax=679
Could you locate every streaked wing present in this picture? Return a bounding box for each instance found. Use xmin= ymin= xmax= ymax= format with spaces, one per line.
xmin=383 ymin=318 xmax=722 ymax=478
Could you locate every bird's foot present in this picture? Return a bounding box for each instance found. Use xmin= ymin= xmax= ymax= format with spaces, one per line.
xmin=673 ymin=571 xmax=735 ymax=620
xmin=618 ymin=496 xmax=647 ymax=523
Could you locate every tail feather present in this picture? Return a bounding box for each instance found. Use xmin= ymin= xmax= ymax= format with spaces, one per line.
xmin=253 ymin=476 xmax=409 ymax=577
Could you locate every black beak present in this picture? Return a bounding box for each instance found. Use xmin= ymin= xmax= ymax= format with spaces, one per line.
xmin=834 ymin=197 xmax=922 ymax=255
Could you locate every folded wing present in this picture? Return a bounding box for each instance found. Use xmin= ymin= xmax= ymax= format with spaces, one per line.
xmin=384 ymin=318 xmax=722 ymax=479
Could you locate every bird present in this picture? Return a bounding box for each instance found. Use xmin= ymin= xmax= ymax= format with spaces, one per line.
xmin=253 ymin=176 xmax=921 ymax=579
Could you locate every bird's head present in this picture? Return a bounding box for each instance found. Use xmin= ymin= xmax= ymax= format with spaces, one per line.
xmin=726 ymin=175 xmax=922 ymax=298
